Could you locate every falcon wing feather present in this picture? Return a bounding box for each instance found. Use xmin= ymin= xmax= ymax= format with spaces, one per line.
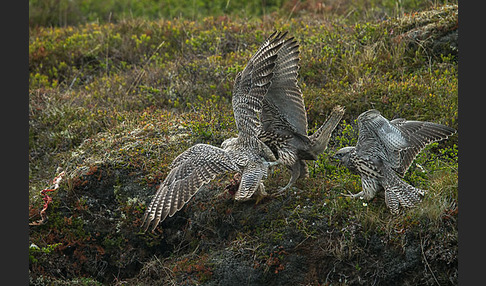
xmin=232 ymin=31 xmax=288 ymax=145
xmin=262 ymin=35 xmax=308 ymax=136
xmin=390 ymin=118 xmax=456 ymax=176
xmin=141 ymin=144 xmax=240 ymax=232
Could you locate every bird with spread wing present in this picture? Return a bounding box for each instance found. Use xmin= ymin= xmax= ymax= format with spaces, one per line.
xmin=141 ymin=31 xmax=291 ymax=232
xmin=257 ymin=35 xmax=345 ymax=193
xmin=333 ymin=109 xmax=456 ymax=214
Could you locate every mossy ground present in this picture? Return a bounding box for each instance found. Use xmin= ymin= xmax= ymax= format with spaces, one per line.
xmin=29 ymin=1 xmax=457 ymax=285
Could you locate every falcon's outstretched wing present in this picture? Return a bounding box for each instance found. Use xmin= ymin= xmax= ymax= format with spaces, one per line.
xmin=232 ymin=31 xmax=288 ymax=146
xmin=261 ymin=34 xmax=308 ymax=137
xmin=141 ymin=144 xmax=240 ymax=232
xmin=390 ymin=118 xmax=456 ymax=176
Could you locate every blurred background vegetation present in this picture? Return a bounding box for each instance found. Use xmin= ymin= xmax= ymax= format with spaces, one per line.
xmin=29 ymin=0 xmax=448 ymax=27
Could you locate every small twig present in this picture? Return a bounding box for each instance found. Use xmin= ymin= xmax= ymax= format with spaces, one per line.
xmin=126 ymin=41 xmax=166 ymax=96
xmin=419 ymin=231 xmax=440 ymax=286
xmin=285 ymin=0 xmax=300 ymax=24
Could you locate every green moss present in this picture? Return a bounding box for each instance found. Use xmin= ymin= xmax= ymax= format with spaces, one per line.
xmin=29 ymin=242 xmax=62 ymax=263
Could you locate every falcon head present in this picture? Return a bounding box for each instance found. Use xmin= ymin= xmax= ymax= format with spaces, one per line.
xmin=357 ymin=109 xmax=381 ymax=122
xmin=332 ymin=146 xmax=355 ymax=168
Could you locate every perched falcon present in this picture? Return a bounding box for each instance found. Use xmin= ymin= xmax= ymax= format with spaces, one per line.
xmin=333 ymin=109 xmax=456 ymax=214
xmin=257 ymin=34 xmax=345 ymax=192
xmin=141 ymin=31 xmax=290 ymax=232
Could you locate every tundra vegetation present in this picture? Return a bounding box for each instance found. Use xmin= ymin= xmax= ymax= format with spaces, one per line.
xmin=29 ymin=0 xmax=457 ymax=284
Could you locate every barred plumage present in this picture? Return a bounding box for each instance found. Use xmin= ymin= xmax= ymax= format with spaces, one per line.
xmin=258 ymin=34 xmax=345 ymax=192
xmin=333 ymin=109 xmax=456 ymax=214
xmin=141 ymin=31 xmax=289 ymax=232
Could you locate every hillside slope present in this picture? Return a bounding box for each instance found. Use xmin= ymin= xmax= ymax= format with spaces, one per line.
xmin=29 ymin=4 xmax=458 ymax=285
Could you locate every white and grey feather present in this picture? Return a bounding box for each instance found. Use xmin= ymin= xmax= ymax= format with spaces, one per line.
xmin=334 ymin=109 xmax=456 ymax=214
xmin=141 ymin=32 xmax=291 ymax=232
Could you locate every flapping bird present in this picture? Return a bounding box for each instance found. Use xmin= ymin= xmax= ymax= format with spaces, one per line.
xmin=141 ymin=31 xmax=291 ymax=232
xmin=333 ymin=109 xmax=456 ymax=214
xmin=257 ymin=35 xmax=345 ymax=193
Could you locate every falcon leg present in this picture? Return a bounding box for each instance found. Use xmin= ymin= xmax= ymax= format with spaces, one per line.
xmin=254 ymin=183 xmax=269 ymax=204
xmin=274 ymin=180 xmax=294 ymax=197
xmin=273 ymin=160 xmax=305 ymax=197
xmin=262 ymin=160 xmax=279 ymax=179
xmin=341 ymin=190 xmax=366 ymax=199
xmin=342 ymin=178 xmax=381 ymax=200
xmin=300 ymin=161 xmax=309 ymax=179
